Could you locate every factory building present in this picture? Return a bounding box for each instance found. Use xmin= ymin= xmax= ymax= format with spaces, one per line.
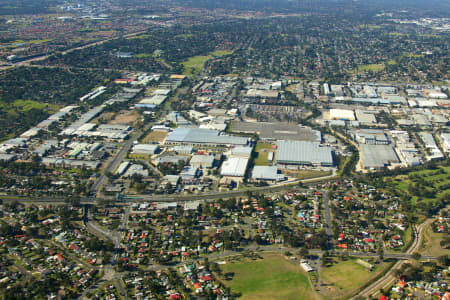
xmin=360 ymin=145 xmax=400 ymax=170
xmin=165 ymin=127 xmax=249 ymax=147
xmin=276 ymin=141 xmax=334 ymax=167
xmin=251 ymin=166 xmax=285 ymax=182
xmin=220 ymin=157 xmax=249 ymax=178
xmin=329 ymin=109 xmax=356 ymax=121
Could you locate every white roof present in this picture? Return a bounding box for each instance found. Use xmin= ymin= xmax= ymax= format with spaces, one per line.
xmin=251 ymin=166 xmax=278 ymax=180
xmin=220 ymin=157 xmax=249 ymax=177
xmin=330 ymin=109 xmax=355 ymax=121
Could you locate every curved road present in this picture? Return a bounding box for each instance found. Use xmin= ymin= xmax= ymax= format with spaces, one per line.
xmin=351 ymin=217 xmax=436 ymax=299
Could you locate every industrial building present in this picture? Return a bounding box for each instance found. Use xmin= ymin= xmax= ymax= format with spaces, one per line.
xmin=231 ymin=122 xmax=321 ymax=142
xmin=355 ymin=110 xmax=377 ymax=124
xmin=351 ymin=129 xmax=390 ymax=145
xmin=41 ymin=158 xmax=100 ymax=169
xmin=245 ymin=89 xmax=280 ymax=99
xmin=230 ymin=146 xmax=253 ymax=158
xmin=132 ymin=144 xmax=160 ymax=155
xmin=189 ymin=155 xmax=216 ymax=168
xmin=116 ymin=162 xmax=130 ymax=175
xmin=329 ymin=109 xmax=355 ymax=121
xmin=441 ymin=133 xmax=450 ymax=153
xmin=136 ymin=95 xmax=168 ymax=108
xmin=165 ymin=127 xmax=248 ymax=147
xmin=251 ymin=166 xmax=284 ymax=182
xmin=360 ymin=145 xmax=400 ymax=170
xmin=276 ymin=141 xmax=334 ymax=167
xmin=220 ymin=157 xmax=249 ymax=177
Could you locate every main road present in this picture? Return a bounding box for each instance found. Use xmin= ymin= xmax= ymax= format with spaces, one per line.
xmin=3 ymin=168 xmax=337 ymax=205
xmin=90 ymin=122 xmax=154 ymax=197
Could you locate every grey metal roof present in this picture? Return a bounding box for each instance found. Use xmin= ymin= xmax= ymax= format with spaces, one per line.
xmin=276 ymin=140 xmax=333 ymax=166
xmin=360 ymin=144 xmax=399 ymax=169
xmin=166 ymin=127 xmax=248 ymax=146
xmin=251 ymin=166 xmax=278 ymax=180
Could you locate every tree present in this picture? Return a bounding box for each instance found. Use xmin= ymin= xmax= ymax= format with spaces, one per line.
xmin=437 ymin=255 xmax=449 ymax=267
xmin=298 ymin=248 xmax=309 ymax=258
xmin=411 ymin=252 xmax=421 ymax=261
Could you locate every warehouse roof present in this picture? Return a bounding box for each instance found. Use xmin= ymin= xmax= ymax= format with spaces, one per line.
xmin=231 ymin=122 xmax=320 ymax=142
xmin=330 ymin=109 xmax=355 ymax=121
xmin=220 ymin=157 xmax=249 ymax=177
xmin=190 ymin=154 xmax=215 ymax=166
xmin=251 ymin=166 xmax=279 ymax=181
xmin=360 ymin=144 xmax=399 ymax=169
xmin=132 ymin=144 xmax=160 ymax=154
xmin=276 ymin=140 xmax=333 ymax=166
xmin=166 ymin=127 xmax=248 ymax=146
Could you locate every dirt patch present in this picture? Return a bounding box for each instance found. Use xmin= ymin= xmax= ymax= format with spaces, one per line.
xmin=141 ymin=130 xmax=168 ymax=144
xmin=110 ymin=110 xmax=139 ymax=125
xmin=92 ymin=112 xmax=115 ymax=124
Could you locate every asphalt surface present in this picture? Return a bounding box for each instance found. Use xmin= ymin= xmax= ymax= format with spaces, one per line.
xmin=322 ymin=191 xmax=333 ymax=237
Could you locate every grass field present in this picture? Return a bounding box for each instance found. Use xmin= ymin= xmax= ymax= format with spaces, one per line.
xmin=321 ymin=258 xmax=379 ymax=297
xmin=141 ymin=130 xmax=168 ymax=144
xmin=356 ymin=63 xmax=385 ymax=73
xmin=134 ymin=53 xmax=152 ymax=58
xmin=297 ymin=170 xmax=332 ymax=180
xmin=387 ymin=166 xmax=450 ymax=206
xmin=12 ymin=38 xmax=53 ymax=45
xmin=182 ymin=50 xmax=233 ymax=75
xmin=419 ymin=223 xmax=449 ymax=257
xmin=219 ymin=253 xmax=316 ymax=300
xmin=254 ymin=142 xmax=274 ymax=166
xmin=0 ymin=99 xmax=61 ymax=113
xmin=281 ymin=169 xmax=332 ymax=180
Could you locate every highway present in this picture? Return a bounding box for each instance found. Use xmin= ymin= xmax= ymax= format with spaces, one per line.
xmin=3 ymin=169 xmax=336 ymax=205
xmin=0 ymin=30 xmax=149 ymax=71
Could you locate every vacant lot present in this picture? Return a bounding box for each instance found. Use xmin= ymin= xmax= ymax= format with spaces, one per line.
xmin=141 ymin=130 xmax=168 ymax=144
xmin=219 ymin=253 xmax=316 ymax=300
xmin=281 ymin=169 xmax=332 ymax=180
xmin=419 ymin=222 xmax=449 ymax=257
xmin=110 ymin=110 xmax=138 ymax=125
xmin=321 ymin=258 xmax=384 ymax=298
xmin=254 ymin=142 xmax=274 ymax=166
xmin=92 ymin=112 xmax=115 ymax=124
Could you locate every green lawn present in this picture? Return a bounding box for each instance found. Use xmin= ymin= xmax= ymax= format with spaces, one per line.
xmin=388 ymin=166 xmax=450 ymax=206
xmin=254 ymin=142 xmax=274 ymax=166
xmin=182 ymin=50 xmax=233 ymax=75
xmin=297 ymin=170 xmax=332 ymax=180
xmin=134 ymin=53 xmax=152 ymax=58
xmin=321 ymin=258 xmax=376 ymax=294
xmin=219 ymin=253 xmax=316 ymax=300
xmin=0 ymin=99 xmax=61 ymax=113
xmin=356 ymin=63 xmax=385 ymax=72
xmin=419 ymin=223 xmax=449 ymax=257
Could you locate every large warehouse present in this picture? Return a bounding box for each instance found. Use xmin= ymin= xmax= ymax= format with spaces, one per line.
xmin=360 ymin=144 xmax=400 ymax=170
xmin=165 ymin=127 xmax=249 ymax=147
xmin=231 ymin=122 xmax=321 ymax=142
xmin=329 ymin=109 xmax=356 ymax=121
xmin=276 ymin=140 xmax=334 ymax=167
xmin=220 ymin=157 xmax=249 ymax=177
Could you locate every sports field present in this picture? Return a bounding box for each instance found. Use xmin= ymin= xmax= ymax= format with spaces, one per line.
xmin=219 ymin=253 xmax=316 ymax=300
xmin=182 ymin=50 xmax=233 ymax=75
